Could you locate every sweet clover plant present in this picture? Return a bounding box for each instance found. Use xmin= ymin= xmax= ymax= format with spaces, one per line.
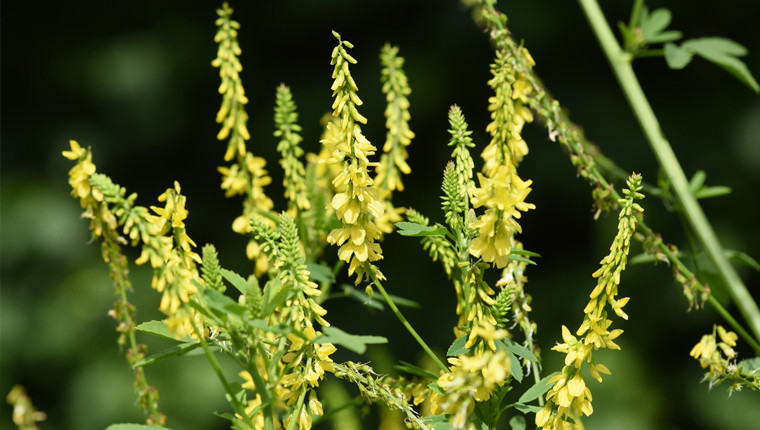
xmin=9 ymin=1 xmax=760 ymax=429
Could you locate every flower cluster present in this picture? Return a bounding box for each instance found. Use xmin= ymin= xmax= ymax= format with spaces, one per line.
xmin=373 ymin=44 xmax=415 ymax=235
xmin=322 ymin=31 xmax=385 ymax=284
xmin=6 ymin=385 xmax=46 ymax=430
xmin=375 ymin=43 xmax=415 ymax=196
xmin=212 ymin=2 xmax=275 ymax=276
xmin=536 ymin=174 xmax=644 ymax=429
xmin=274 ymin=83 xmax=310 ymax=211
xmin=468 ymin=49 xmax=535 ymax=269
xmin=690 ymin=324 xmax=760 ymax=392
xmin=430 ymin=349 xmax=512 ymax=430
xmin=63 ymin=141 xmax=167 ymax=423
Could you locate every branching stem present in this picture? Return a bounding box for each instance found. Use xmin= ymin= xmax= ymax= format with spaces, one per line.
xmin=578 ymin=0 xmax=760 ymax=343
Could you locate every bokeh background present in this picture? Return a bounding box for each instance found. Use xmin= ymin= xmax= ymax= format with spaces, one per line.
xmin=3 ymin=1 xmax=760 ymax=429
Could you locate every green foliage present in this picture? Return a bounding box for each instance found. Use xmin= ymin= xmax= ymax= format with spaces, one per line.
xmin=44 ymin=1 xmax=760 ymax=430
xmin=619 ymin=1 xmax=759 ymax=92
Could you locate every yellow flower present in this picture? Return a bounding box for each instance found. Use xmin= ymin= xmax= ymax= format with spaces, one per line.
xmin=431 ymin=350 xmax=511 ymax=429
xmin=63 ymin=140 xmax=97 ymax=204
xmin=323 ymin=32 xmax=385 ymax=283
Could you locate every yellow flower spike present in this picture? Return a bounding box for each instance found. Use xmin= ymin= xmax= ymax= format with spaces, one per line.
xmin=323 ymin=32 xmax=385 ymax=284
xmin=540 ymin=174 xmax=643 ymax=429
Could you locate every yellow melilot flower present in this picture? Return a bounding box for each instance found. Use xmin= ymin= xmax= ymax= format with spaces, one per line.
xmin=538 ymin=175 xmax=643 ymax=429
xmin=468 ymin=50 xmax=535 ymax=269
xmin=430 ymin=349 xmax=511 ymax=429
xmin=323 ymin=32 xmax=385 ymax=283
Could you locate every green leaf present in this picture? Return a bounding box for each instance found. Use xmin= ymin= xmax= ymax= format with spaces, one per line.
xmin=447 ymin=335 xmax=470 ymax=356
xmin=510 ymin=248 xmax=541 ymax=257
xmin=664 ymin=43 xmax=693 ymax=69
xmin=133 ymin=341 xmax=201 ymax=368
xmin=518 ymin=371 xmax=559 ymax=404
xmin=203 ymin=288 xmax=247 ymax=318
xmin=244 ymin=318 xmax=298 ymax=336
xmin=508 ymin=415 xmax=526 ymax=430
xmin=725 ymin=250 xmax=760 ymax=272
xmin=684 ymin=37 xmax=748 ymax=58
xmin=689 ymin=170 xmax=707 ymax=192
xmin=505 ymin=348 xmax=523 ymax=382
xmin=739 ymin=357 xmax=760 ymax=377
xmin=262 ymin=278 xmax=290 ymax=316
xmin=220 ymin=268 xmax=248 ymax=295
xmin=421 ymin=414 xmax=448 ymax=424
xmin=513 ymin=403 xmax=542 ymax=414
xmin=640 ymin=8 xmax=669 ymax=40
xmin=508 ymin=255 xmax=537 ymax=266
xmin=136 ymin=320 xmax=188 ymax=341
xmin=106 ymin=424 xmax=175 ymax=430
xmin=427 ymin=382 xmax=446 ymax=395
xmin=339 ymin=284 xmax=385 ymax=310
xmin=682 ymin=37 xmax=759 ymax=93
xmin=394 ymin=360 xmax=439 ymax=380
xmin=500 ymin=338 xmax=538 ymax=363
xmin=694 ymin=186 xmax=732 ymax=199
xmin=315 ymin=326 xmax=387 ymax=354
xmin=306 ymin=262 xmax=335 ymax=284
xmin=395 ymin=222 xmax=448 ymax=237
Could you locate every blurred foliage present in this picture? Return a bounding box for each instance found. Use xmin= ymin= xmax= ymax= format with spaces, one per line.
xmin=2 ymin=1 xmax=760 ymax=429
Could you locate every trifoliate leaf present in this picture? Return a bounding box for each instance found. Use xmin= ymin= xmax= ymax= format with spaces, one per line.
xmin=674 ymin=37 xmax=760 ymax=92
xmin=395 ymin=222 xmax=448 ymax=237
xmin=315 ymin=326 xmax=387 ymax=354
xmin=640 ymin=8 xmax=682 ymax=44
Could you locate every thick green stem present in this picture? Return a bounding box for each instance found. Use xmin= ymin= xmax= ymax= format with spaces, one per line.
xmin=578 ymin=0 xmax=760 ymax=342
xmin=365 ymin=264 xmax=449 ymax=372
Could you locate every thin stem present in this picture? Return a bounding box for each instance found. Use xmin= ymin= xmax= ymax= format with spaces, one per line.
xmin=190 ymin=321 xmax=257 ymax=430
xmin=578 ymin=0 xmax=760 ymax=342
xmin=365 ymin=264 xmax=449 ymax=372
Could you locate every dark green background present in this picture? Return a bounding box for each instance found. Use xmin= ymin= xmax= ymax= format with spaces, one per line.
xmin=3 ymin=1 xmax=760 ymax=429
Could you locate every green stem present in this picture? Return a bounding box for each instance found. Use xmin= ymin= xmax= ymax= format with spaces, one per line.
xmin=190 ymin=321 xmax=257 ymax=430
xmin=365 ymin=264 xmax=449 ymax=372
xmin=578 ymin=0 xmax=760 ymax=342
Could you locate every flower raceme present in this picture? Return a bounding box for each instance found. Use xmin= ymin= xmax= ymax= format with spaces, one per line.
xmin=468 ymin=49 xmax=536 ymax=269
xmin=322 ymin=31 xmax=385 ymax=283
xmin=536 ymin=174 xmax=644 ymax=429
